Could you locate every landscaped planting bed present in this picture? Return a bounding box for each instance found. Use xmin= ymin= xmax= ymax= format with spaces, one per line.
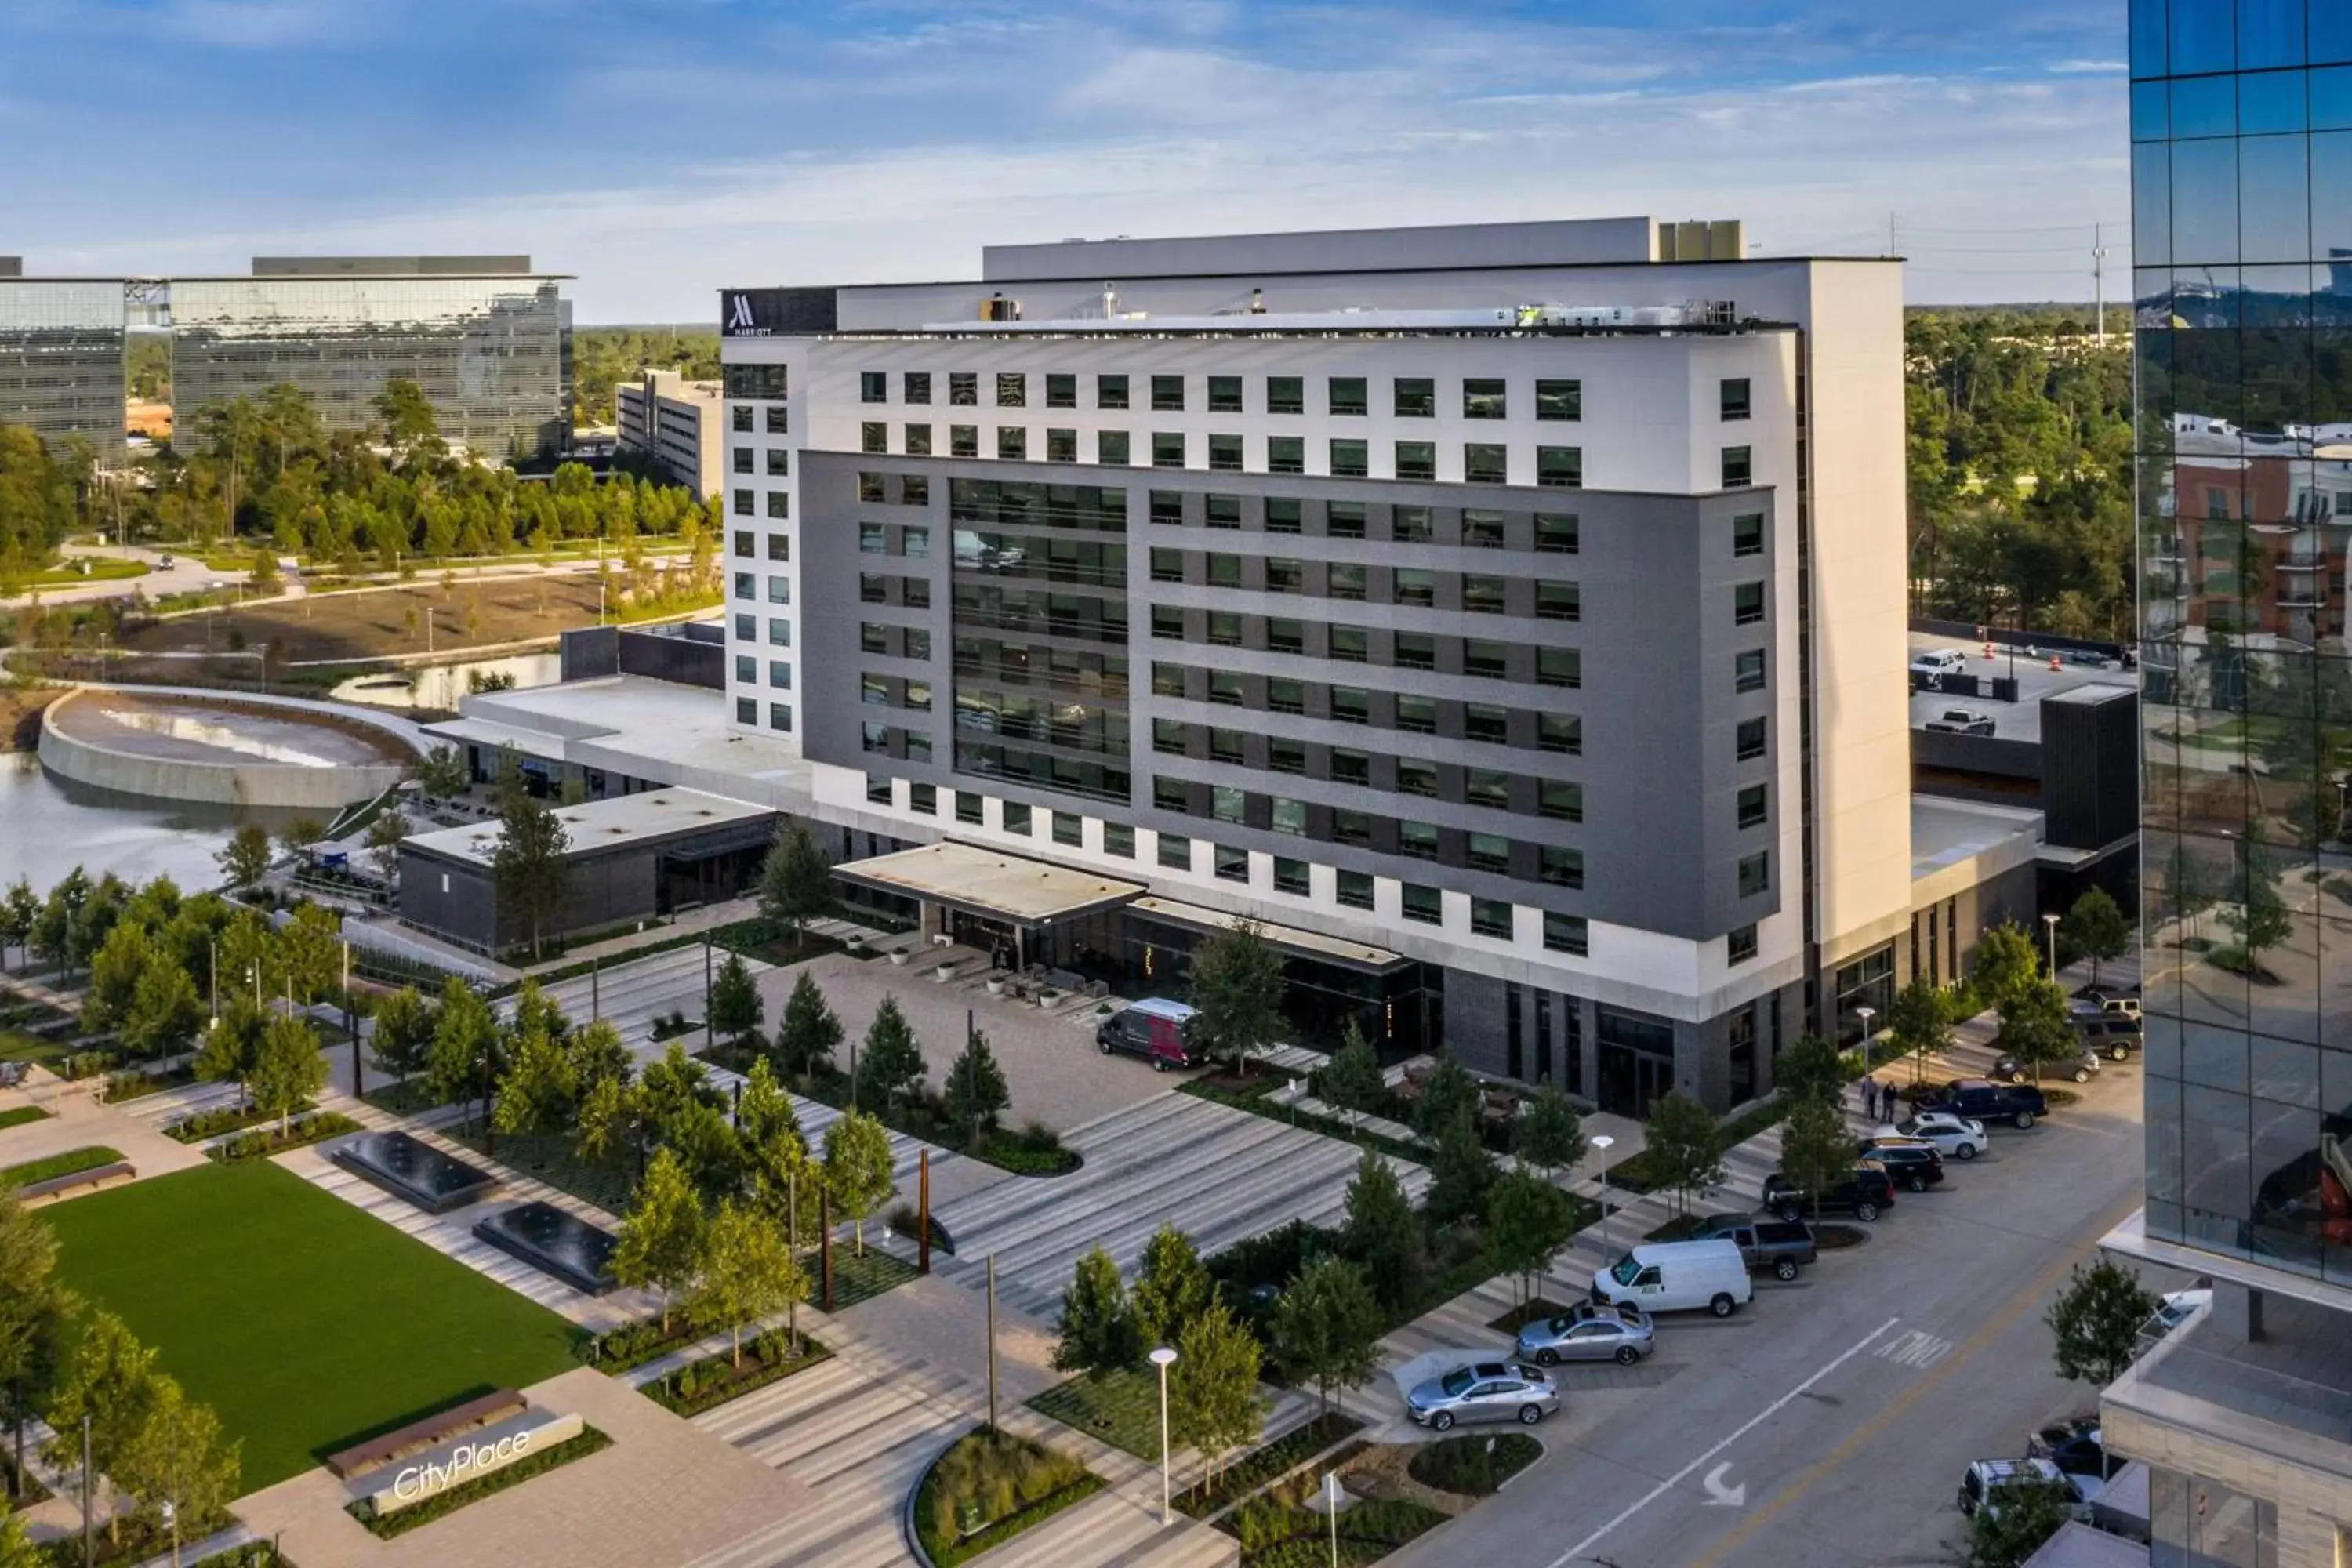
xmin=1028 ymin=1367 xmax=1167 ymax=1461
xmin=349 ymin=1425 xmax=612 ymax=1537
xmin=1406 ymin=1432 xmax=1541 ymax=1497
xmin=100 ymin=1065 xmax=197 ymax=1103
xmin=1180 ymin=1076 xmax=1427 ymax=1168
xmin=642 ymin=1329 xmax=829 ymax=1417
xmin=797 ymin=1069 xmax=1080 ymax=1178
xmin=448 ymin=1127 xmax=633 ymax=1213
xmin=1174 ymin=1411 xmax=1365 ymax=1521
xmin=0 ymin=1105 xmax=50 ymax=1131
xmin=913 ymin=1426 xmax=1102 ymax=1568
xmin=206 ymin=1112 xmax=362 ymax=1163
xmin=4 ymin=1145 xmax=124 ymax=1188
xmin=818 ymin=1245 xmax=920 ymax=1310
xmin=1222 ymin=1479 xmax=1449 ymax=1567
xmin=166 ymin=1101 xmax=312 ymax=1143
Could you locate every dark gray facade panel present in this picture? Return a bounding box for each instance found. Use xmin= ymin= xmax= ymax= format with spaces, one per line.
xmin=2041 ymin=687 xmax=2137 ymax=851
xmin=561 ymin=626 xmax=621 ymax=681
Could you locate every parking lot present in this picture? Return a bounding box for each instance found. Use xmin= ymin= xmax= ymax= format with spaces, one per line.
xmin=1390 ymin=1007 xmax=2173 ymax=1568
xmin=1907 ymin=629 xmax=2131 ymax=744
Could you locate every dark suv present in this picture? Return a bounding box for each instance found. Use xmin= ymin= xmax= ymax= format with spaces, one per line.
xmin=1918 ymin=1078 xmax=2048 ymax=1130
xmin=1760 ymin=1167 xmax=1897 ymax=1223
xmin=1857 ymin=1138 xmax=1945 ymax=1192
xmin=2078 ymin=1016 xmax=2142 ymax=1061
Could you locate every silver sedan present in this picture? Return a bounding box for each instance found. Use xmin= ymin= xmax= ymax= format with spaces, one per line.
xmin=1515 ymin=1302 xmax=1655 ymax=1367
xmin=1405 ymin=1360 xmax=1561 ymax=1430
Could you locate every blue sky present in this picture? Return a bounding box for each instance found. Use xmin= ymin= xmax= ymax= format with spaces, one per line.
xmin=0 ymin=0 xmax=2130 ymax=321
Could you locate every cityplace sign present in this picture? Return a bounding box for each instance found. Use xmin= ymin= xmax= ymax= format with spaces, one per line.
xmin=363 ymin=1409 xmax=583 ymax=1516
xmin=392 ymin=1430 xmax=534 ymax=1504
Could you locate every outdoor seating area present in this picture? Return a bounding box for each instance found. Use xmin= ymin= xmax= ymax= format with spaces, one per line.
xmin=16 ymin=1158 xmax=136 ymax=1206
xmin=326 ymin=1388 xmax=530 ymax=1479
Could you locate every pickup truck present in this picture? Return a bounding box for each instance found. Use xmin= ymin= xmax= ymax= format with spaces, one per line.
xmin=1924 ymin=707 xmax=1997 ymax=735
xmin=1693 ymin=1214 xmax=1818 ymax=1280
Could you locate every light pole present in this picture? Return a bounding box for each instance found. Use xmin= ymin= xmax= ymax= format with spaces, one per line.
xmin=1323 ymin=1471 xmax=1344 ymax=1567
xmin=1149 ymin=1345 xmax=1178 ymax=1526
xmin=1591 ymin=1134 xmax=1616 ymax=1264
xmin=1856 ymin=1005 xmax=1876 ymax=1077
xmin=2042 ymin=912 xmax=2060 ymax=978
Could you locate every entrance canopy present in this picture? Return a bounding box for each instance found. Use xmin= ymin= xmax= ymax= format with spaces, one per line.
xmin=1127 ymin=897 xmax=1408 ymax=973
xmin=833 ymin=840 xmax=1144 ymax=928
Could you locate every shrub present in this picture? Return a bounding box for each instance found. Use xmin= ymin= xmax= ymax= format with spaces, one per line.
xmin=917 ymin=1427 xmax=1097 ymax=1564
xmin=1407 ymin=1432 xmax=1541 ymax=1496
xmin=208 ymin=1112 xmax=361 ymax=1163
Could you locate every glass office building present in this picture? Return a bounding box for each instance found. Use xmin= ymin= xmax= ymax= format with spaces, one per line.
xmin=0 ymin=280 xmax=125 ymax=465
xmin=171 ymin=274 xmax=573 ymax=458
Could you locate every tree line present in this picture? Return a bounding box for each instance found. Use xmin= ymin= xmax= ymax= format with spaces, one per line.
xmin=571 ymin=327 xmax=720 ymax=431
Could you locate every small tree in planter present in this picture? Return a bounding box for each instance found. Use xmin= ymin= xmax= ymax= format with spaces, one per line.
xmin=1188 ymin=919 xmax=1285 ymax=1078
xmin=853 ymin=995 xmax=926 ymax=1112
xmin=708 ymin=953 xmax=764 ymax=1052
xmin=699 ymin=1201 xmax=808 ymax=1370
xmin=943 ymin=1028 xmax=1011 ymax=1149
xmin=1642 ymin=1091 xmax=1726 ymax=1218
xmin=773 ymin=971 xmax=842 ymax=1087
xmin=615 ymin=1148 xmax=707 ymax=1335
xmin=1052 ymin=1247 xmax=1138 ymax=1377
xmin=1318 ymin=1018 xmax=1385 ymax=1130
xmin=1513 ymin=1085 xmax=1586 ymax=1179
xmin=2061 ymin=887 xmax=2130 ymax=988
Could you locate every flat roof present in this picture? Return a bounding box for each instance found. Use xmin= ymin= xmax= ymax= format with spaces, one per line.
xmin=1907 ymin=630 xmax=2136 ymax=746
xmin=401 ymin=786 xmax=774 ymax=867
xmin=1127 ymin=897 xmax=1406 ymax=971
xmin=1911 ymin=794 xmax=2042 ymax=880
xmin=2020 ymin=1522 xmax=2152 ymax=1568
xmin=833 ymin=840 xmax=1143 ymax=925
xmin=432 ymin=676 xmax=812 ymax=810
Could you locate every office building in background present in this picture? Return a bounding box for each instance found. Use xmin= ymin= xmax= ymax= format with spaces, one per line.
xmin=2105 ymin=2 xmax=2352 ymax=1563
xmin=616 ymin=368 xmax=725 ymax=498
xmin=0 ymin=267 xmax=129 ymax=464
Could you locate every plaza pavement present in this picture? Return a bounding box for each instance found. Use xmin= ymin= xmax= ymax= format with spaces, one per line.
xmin=0 ymin=1071 xmax=208 ymax=1194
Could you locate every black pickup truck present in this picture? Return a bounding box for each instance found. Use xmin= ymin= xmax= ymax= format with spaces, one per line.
xmin=1917 ymin=1078 xmax=2048 ymax=1131
xmin=1693 ymin=1214 xmax=1819 ymax=1280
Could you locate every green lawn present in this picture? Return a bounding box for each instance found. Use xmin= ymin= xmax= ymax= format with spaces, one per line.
xmin=41 ymin=1161 xmax=583 ymax=1488
xmin=1029 ymin=1367 xmax=1167 ymax=1461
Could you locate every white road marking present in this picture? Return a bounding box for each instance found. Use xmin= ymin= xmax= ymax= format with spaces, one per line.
xmin=1543 ymin=1316 xmax=1903 ymax=1568
xmin=1875 ymin=1330 xmax=1956 ymax=1369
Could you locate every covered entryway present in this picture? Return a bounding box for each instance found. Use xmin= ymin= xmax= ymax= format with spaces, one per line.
xmin=831 ymin=840 xmax=1145 ymax=975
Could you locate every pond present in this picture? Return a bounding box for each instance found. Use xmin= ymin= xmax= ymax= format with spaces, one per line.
xmin=0 ymin=753 xmax=307 ymax=895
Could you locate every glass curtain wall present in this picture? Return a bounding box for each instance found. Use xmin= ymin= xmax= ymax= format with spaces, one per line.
xmin=2133 ymin=0 xmax=2352 ymax=1287
xmin=0 ymin=281 xmax=125 ymax=465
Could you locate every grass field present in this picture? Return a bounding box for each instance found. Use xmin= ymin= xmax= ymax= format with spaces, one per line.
xmin=42 ymin=1161 xmax=583 ymax=1488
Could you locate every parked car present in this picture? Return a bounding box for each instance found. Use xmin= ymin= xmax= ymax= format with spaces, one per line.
xmin=1991 ymin=1046 xmax=2102 ymax=1085
xmin=1924 ymin=706 xmax=1997 ymax=735
xmin=1958 ymin=1457 xmax=2087 ymax=1522
xmin=0 ymin=1061 xmax=27 ymax=1089
xmin=2077 ymin=1015 xmax=2143 ymax=1061
xmin=1874 ymin=1112 xmax=1989 ymax=1161
xmin=2070 ymin=989 xmax=2141 ymax=1022
xmin=2133 ymin=1287 xmax=2212 ymax=1359
xmin=1856 ymin=1137 xmax=1946 ymax=1192
xmin=2027 ymin=1417 xmax=2125 ymax=1484
xmin=1691 ymin=1214 xmax=1818 ymax=1280
xmin=1404 ymin=1360 xmax=1561 ymax=1430
xmin=1760 ymin=1167 xmax=1897 ymax=1223
xmin=1911 ymin=648 xmax=1969 ymax=681
xmin=1918 ymin=1078 xmax=2048 ymax=1130
xmin=1095 ymin=997 xmax=1205 ymax=1071
xmin=1589 ymin=1240 xmax=1753 ymax=1317
xmin=155 ymin=553 xmax=175 ymax=568
xmin=1515 ymin=1301 xmax=1654 ymax=1367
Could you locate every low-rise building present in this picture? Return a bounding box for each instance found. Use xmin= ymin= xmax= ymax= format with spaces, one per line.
xmin=615 ymin=369 xmax=724 ymax=499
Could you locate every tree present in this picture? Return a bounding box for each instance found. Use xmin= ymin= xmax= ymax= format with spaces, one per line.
xmin=1642 ymin=1091 xmax=1726 ymax=1218
xmin=1777 ymin=1097 xmax=1856 ymax=1225
xmin=734 ymin=1058 xmax=812 ymax=1247
xmin=372 ymin=378 xmax=442 ymax=462
xmin=942 ymin=1027 xmax=1010 ymax=1148
xmin=2223 ymin=836 xmax=2296 ymax=974
xmin=757 ymin=820 xmax=835 ymax=945
xmin=699 ymin=1202 xmax=807 ymax=1370
xmin=0 ymin=1501 xmax=36 ymax=1568
xmin=1168 ymin=1301 xmax=1263 ymax=1493
xmin=366 ymin=985 xmax=437 ymax=1105
xmin=822 ymin=1109 xmax=895 ymax=1257
xmin=1513 ymin=1085 xmax=1586 ymax=1178
xmin=44 ymin=1312 xmax=158 ymax=1544
xmin=114 ymin=1375 xmax=240 ymax=1568
xmin=215 ymin=824 xmax=271 ymax=892
xmin=276 ymin=818 xmax=325 ymax=858
xmin=1342 ymin=1153 xmax=1424 ymax=1310
xmin=365 ymin=809 xmax=411 ymax=881
xmin=0 ymin=1196 xmax=71 ymax=1504
xmin=120 ymin=960 xmax=204 ymax=1062
xmin=1131 ymin=1226 xmax=1215 ymax=1352
xmin=1882 ymin=976 xmax=1955 ymax=1085
xmin=574 ymin=1073 xmax=641 ymax=1180
xmin=707 ymin=953 xmax=763 ymax=1048
xmin=1425 ymin=1108 xmax=1496 ymax=1226
xmin=414 ymin=745 xmax=470 ymax=800
xmin=193 ymin=999 xmax=266 ymax=1109
xmin=1964 ymin=1477 xmax=2075 ymax=1568
xmin=275 ymin=902 xmax=341 ymax=1005
xmin=82 ymin=919 xmax=157 ymax=1035
xmin=2045 ymin=1258 xmax=2159 ymax=1388
xmin=614 ymin=1148 xmax=707 ymax=1334
xmin=1773 ymin=1033 xmax=1848 ymax=1108
xmin=852 ymin=994 xmax=925 ymax=1112
xmin=2061 ymin=887 xmax=2129 ymax=987
xmin=638 ymin=1041 xmax=720 ymax=1146
xmin=1410 ymin=1054 xmax=1480 ymax=1144
xmin=493 ymin=1019 xmax=579 ymax=1138
xmin=1268 ymin=1256 xmax=1382 ymax=1414
xmin=773 ymin=971 xmax=842 ymax=1085
xmin=0 ymin=880 xmax=37 ymax=971
xmin=1317 ymin=1019 xmax=1385 ymax=1129
xmin=427 ymin=978 xmax=500 ymax=1130
xmin=28 ymin=867 xmax=89 ymax=978
xmin=1971 ymin=922 xmax=2042 ymax=1009
xmin=249 ymin=1015 xmax=325 ymax=1134
xmin=1188 ymin=918 xmax=1286 ymax=1076
xmin=1486 ymin=1170 xmax=1575 ymax=1310
xmin=490 ymin=782 xmax=572 ymax=960
xmin=1052 ymin=1247 xmax=1138 ymax=1378
xmin=1998 ymin=976 xmax=2083 ymax=1084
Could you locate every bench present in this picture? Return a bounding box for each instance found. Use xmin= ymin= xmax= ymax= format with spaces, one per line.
xmin=16 ymin=1161 xmax=135 ymax=1206
xmin=325 ymin=1389 xmax=530 ymax=1479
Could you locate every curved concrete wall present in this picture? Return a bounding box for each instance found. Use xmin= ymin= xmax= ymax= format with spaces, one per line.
xmin=37 ymin=690 xmax=411 ymax=810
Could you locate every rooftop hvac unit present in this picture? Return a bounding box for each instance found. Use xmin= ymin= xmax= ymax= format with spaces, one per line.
xmin=980 ymin=293 xmax=1022 ymax=322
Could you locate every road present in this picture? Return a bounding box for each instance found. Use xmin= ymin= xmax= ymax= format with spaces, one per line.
xmin=1397 ymin=1055 xmax=2167 ymax=1568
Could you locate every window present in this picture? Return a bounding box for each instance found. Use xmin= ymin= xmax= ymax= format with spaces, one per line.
xmin=1208 ymin=434 xmax=1243 ymax=471
xmin=861 ymin=371 xmax=887 ymax=404
xmin=769 ymin=660 xmax=792 ymax=689
xmin=1539 ymin=782 xmax=1584 ymax=822
xmin=1466 ymin=640 xmax=1511 ymax=680
xmin=1330 ymin=748 xmax=1371 ymax=786
xmin=768 ymin=448 xmax=789 ymax=475
xmin=1392 ymin=506 xmax=1433 ymax=543
xmin=1207 ymin=375 xmax=1243 ymax=413
xmin=1098 ymin=430 xmax=1131 ymax=466
xmin=1153 ymin=719 xmax=1190 ymax=756
xmin=1394 ymin=377 xmax=1436 ymax=418
xmin=1396 ymin=695 xmax=1437 ymax=734
xmin=1737 ymin=785 xmax=1767 ymax=829
xmin=1398 ymin=758 xmax=1438 ymax=798
xmin=993 ymin=426 xmax=1025 ymax=461
xmin=1395 ymin=632 xmax=1435 ymax=670
xmin=1262 ymin=497 xmax=1301 ymax=535
xmin=866 ymin=773 xmax=894 ymax=806
xmin=1468 ymin=833 xmax=1511 ymax=872
xmin=764 ymin=405 xmax=789 ymax=436
xmin=1265 ymin=557 xmax=1305 ymax=596
xmin=1728 ymin=924 xmax=1759 ymax=964
xmin=1098 ymin=374 xmax=1130 ymax=410
xmin=1151 ymin=375 xmax=1185 ymax=412
xmin=1535 ymin=379 xmax=1581 ymax=421
xmin=1465 ymin=703 xmax=1508 ymax=744
xmin=1269 ymin=855 xmax=1309 ymax=895
xmin=1733 ymin=513 xmax=1765 ymax=556
xmin=1328 ymin=563 xmax=1367 ymax=601
xmin=1152 ymin=433 xmax=1185 ymax=468
xmin=1207 ymin=611 xmax=1243 ymax=647
xmin=1393 ymin=568 xmax=1436 ymax=608
xmin=734 ymin=612 xmax=756 ymax=640
xmin=1337 ymin=869 xmax=1374 ymax=909
xmin=1046 ymin=428 xmax=1076 ymax=463
xmin=1268 ymin=677 xmax=1305 ymax=714
xmin=1722 ymin=446 xmax=1753 ymax=488
xmin=1152 ymin=662 xmax=1185 ymax=698
xmin=1471 ymin=898 xmax=1515 ymax=938
xmin=861 ymin=422 xmax=887 ymax=454
xmin=1539 ymin=713 xmax=1581 ymax=754
xmin=1268 ymin=738 xmax=1308 ymax=776
xmin=1208 ymin=679 xmax=1246 ymax=717
xmin=1720 ymin=377 xmax=1751 ymax=422
xmin=1248 ymin=373 xmax=1301 ymax=416
xmin=950 ymin=425 xmax=978 ymax=458
xmin=904 ymin=579 xmax=929 ymax=609
xmin=1150 ymin=547 xmax=1183 ymax=583
xmin=1463 ymin=575 xmax=1508 ymax=614
xmin=767 ymin=534 xmax=790 ymax=562
xmin=1158 ymin=833 xmax=1192 ymax=871
xmin=957 ymin=790 xmax=984 ymax=824
xmin=1738 ymin=851 xmax=1769 ymax=898
xmin=1045 ymin=372 xmax=1076 ymax=409
xmin=1467 ymin=768 xmax=1511 ymax=809
xmin=1463 ymin=378 xmax=1507 ymax=419
xmin=1265 ymin=435 xmax=1305 ymax=474
xmin=731 ymin=529 xmax=755 ymax=558
xmin=735 ymin=488 xmax=756 ymax=516
xmin=1462 ymin=509 xmax=1506 ymax=549
xmin=904 ymin=424 xmax=932 ymax=457
xmin=1329 ymin=377 xmax=1368 ymax=416
xmin=735 ymin=448 xmax=755 ymax=474
xmin=1214 ymin=844 xmax=1249 ymax=883
xmin=735 ymin=654 xmax=756 ymax=683
xmin=860 ymin=523 xmax=886 ymax=555
xmin=905 ymin=372 xmax=931 ymax=405
xmin=1536 ymin=513 xmax=1580 ymax=554
xmin=1102 ymin=822 xmax=1134 ymax=857
xmin=732 ymin=405 xmax=753 ymax=433
xmin=1330 ymin=625 xmax=1369 ymax=663
xmin=1735 ymin=650 xmax=1766 ymax=692
xmin=767 ymin=492 xmax=790 ymax=520
xmin=769 ymin=617 xmax=793 ymax=647
xmin=1736 ymin=717 xmax=1766 ymax=760
xmin=900 ymin=474 xmax=927 ymax=506
xmin=860 ymin=622 xmax=888 ymax=655
xmin=1330 ymin=439 xmax=1369 ymax=478
xmin=1151 ymin=606 xmax=1183 ymax=641
xmin=1464 ymin=444 xmax=1508 ymax=485
xmin=905 ymin=629 xmax=927 ymax=659
xmin=1401 ymin=884 xmax=1443 ymax=925
xmin=949 ymin=372 xmax=978 ymax=405
xmin=1537 ymin=447 xmax=1583 ymax=488
xmin=1544 ymin=913 xmax=1588 ymax=955
xmin=1541 ymin=846 xmax=1584 ymax=887
xmin=732 ymin=571 xmax=757 ymax=601
xmin=1331 ymin=687 xmax=1371 ymax=725
xmin=1054 ymin=811 xmax=1083 ymax=847
xmin=1334 ymin=808 xmax=1373 ymax=845
xmin=1537 ymin=581 xmax=1581 ymax=621
xmin=1327 ymin=502 xmax=1367 ymax=539
xmin=1000 ymin=800 xmax=1033 ymax=836
xmin=909 ymin=782 xmax=938 ymax=814
xmin=1268 ymin=618 xmax=1305 ymax=655
xmin=1733 ymin=582 xmax=1766 ymax=626
xmin=768 ymin=702 xmax=793 ymax=732
xmin=1395 ymin=441 xmax=1436 ymax=481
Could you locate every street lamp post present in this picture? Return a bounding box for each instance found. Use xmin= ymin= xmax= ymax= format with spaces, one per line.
xmin=2042 ymin=913 xmax=2060 ymax=978
xmin=1149 ymin=1345 xmax=1179 ymax=1526
xmin=1856 ymin=1005 xmax=1876 ymax=1077
xmin=1591 ymin=1134 xmax=1617 ymax=1263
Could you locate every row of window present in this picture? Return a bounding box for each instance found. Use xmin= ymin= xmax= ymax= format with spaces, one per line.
xmin=731 ymin=612 xmax=794 ymax=648
xmin=730 ymin=530 xmax=791 ymax=561
xmin=1151 ymin=551 xmax=1590 ymax=619
xmin=732 ymin=447 xmax=790 ymax=477
xmin=1150 ymin=663 xmax=1589 ymax=753
xmin=731 ymin=489 xmax=790 ymax=519
xmin=1150 ymin=764 xmax=1584 ymax=829
xmin=1148 ymin=608 xmax=1586 ymax=684
xmin=852 ymin=423 xmax=1612 ymax=485
xmin=853 ymin=369 xmax=1758 ymax=424
xmin=731 ymin=695 xmax=794 ymax=731
xmin=731 ymin=404 xmax=789 ymax=434
xmin=733 ymin=655 xmax=793 ymax=689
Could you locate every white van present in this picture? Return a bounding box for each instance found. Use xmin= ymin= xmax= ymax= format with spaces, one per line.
xmin=1589 ymin=1240 xmax=1754 ymax=1318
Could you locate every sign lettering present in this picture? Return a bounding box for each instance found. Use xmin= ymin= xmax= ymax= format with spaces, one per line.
xmin=391 ymin=1429 xmax=534 ymax=1502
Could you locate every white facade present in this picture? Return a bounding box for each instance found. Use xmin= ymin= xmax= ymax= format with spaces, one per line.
xmin=616 ymin=369 xmax=724 ymax=499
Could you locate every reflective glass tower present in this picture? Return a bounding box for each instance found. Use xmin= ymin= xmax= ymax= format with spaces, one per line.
xmin=0 ymin=279 xmax=125 ymax=465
